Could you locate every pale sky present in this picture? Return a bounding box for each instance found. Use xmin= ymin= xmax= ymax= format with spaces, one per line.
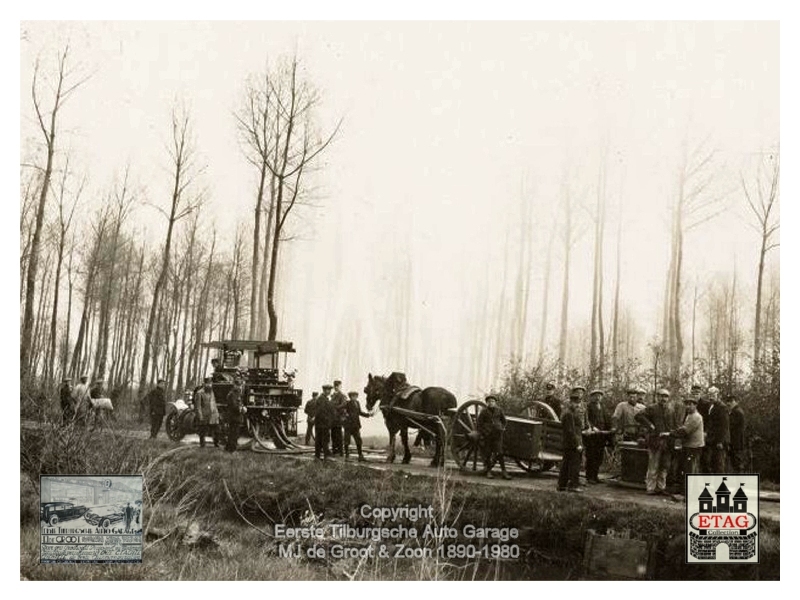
xmin=18 ymin=20 xmax=781 ymax=435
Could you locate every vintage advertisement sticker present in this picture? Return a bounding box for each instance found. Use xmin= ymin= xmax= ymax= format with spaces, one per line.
xmin=686 ymin=474 xmax=759 ymax=564
xmin=39 ymin=475 xmax=143 ymax=564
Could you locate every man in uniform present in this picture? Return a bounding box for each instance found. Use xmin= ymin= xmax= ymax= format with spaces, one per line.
xmin=224 ymin=376 xmax=247 ymax=452
xmin=59 ymin=378 xmax=74 ymax=424
xmin=636 ymin=388 xmax=677 ymax=495
xmin=558 ymin=390 xmax=584 ymax=492
xmin=612 ymin=387 xmax=641 ymax=441
xmin=314 ymin=384 xmax=335 ymax=460
xmin=146 ymin=379 xmax=167 ymax=439
xmin=668 ymin=395 xmax=704 ymax=476
xmin=584 ymin=389 xmax=611 ymax=484
xmin=343 ymin=391 xmax=370 ymax=461
xmin=726 ymin=393 xmax=746 ymax=472
xmin=304 ymin=391 xmax=319 ymax=445
xmin=477 ymin=395 xmax=511 ymax=479
xmin=195 ymin=377 xmax=220 ymax=448
xmin=330 ymin=380 xmax=348 ymax=456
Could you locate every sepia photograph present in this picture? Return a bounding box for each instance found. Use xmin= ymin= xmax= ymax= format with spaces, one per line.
xmin=18 ymin=17 xmax=781 ymax=581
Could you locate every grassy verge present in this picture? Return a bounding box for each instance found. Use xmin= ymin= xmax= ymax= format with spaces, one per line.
xmin=21 ymin=427 xmax=779 ymax=580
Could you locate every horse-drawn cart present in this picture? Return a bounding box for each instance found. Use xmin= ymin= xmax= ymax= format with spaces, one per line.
xmin=364 ymin=373 xmax=564 ymax=472
xmin=446 ymin=400 xmax=563 ymax=473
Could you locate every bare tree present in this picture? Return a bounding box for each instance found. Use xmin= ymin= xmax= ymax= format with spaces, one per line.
xmin=610 ymin=211 xmax=622 ymax=383
xmin=260 ymin=55 xmax=341 ymax=340
xmin=44 ymin=157 xmax=82 ymax=384
xmin=235 ymin=71 xmax=278 ymax=339
xmin=557 ymin=175 xmax=583 ymax=372
xmin=94 ymin=170 xmax=135 ymax=380
xmin=21 ymin=44 xmax=89 ymax=382
xmin=663 ymin=136 xmax=724 ymax=381
xmin=589 ymin=159 xmax=607 ymax=386
xmin=741 ymin=149 xmax=779 ymax=377
xmin=138 ymin=105 xmax=203 ymax=395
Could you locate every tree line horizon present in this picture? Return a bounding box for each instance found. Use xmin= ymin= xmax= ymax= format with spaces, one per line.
xmin=19 ymin=45 xmax=779 ymax=403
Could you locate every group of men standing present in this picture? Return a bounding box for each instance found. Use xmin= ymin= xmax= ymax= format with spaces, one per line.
xmin=552 ymin=383 xmax=746 ymax=494
xmin=145 ymin=375 xmax=237 ymax=450
xmin=304 ymin=380 xmax=370 ymax=461
xmin=58 ymin=375 xmax=109 ymax=428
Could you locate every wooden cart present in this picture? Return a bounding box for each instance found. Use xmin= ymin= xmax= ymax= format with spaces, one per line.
xmin=446 ymin=400 xmax=563 ymax=473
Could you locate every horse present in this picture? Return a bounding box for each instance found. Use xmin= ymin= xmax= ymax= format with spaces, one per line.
xmin=364 ymin=372 xmax=457 ymax=466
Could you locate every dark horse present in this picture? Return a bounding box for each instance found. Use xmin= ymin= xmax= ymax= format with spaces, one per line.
xmin=364 ymin=372 xmax=457 ymax=466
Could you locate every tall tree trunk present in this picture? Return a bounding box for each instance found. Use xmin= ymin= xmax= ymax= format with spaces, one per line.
xmin=558 ymin=188 xmax=572 ymax=372
xmin=139 ymin=108 xmax=196 ymax=395
xmin=611 ymin=217 xmax=622 ymax=384
xmin=249 ymin=163 xmax=268 ymax=338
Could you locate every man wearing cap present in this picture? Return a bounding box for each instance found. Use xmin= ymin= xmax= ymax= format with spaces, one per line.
xmin=705 ymin=387 xmax=730 ymax=472
xmin=59 ymin=378 xmax=74 ymax=425
xmin=195 ymin=377 xmax=220 ymax=448
xmin=146 ymin=379 xmax=167 ymax=439
xmin=330 ymin=380 xmax=348 ymax=456
xmin=304 ymin=391 xmax=319 ymax=445
xmin=636 ymin=388 xmax=677 ymax=495
xmin=570 ymin=386 xmax=588 ymax=426
xmin=668 ymin=395 xmax=704 ymax=476
xmin=477 ymin=395 xmax=512 ymax=479
xmin=726 ymin=393 xmax=746 ymax=473
xmin=314 ymin=385 xmax=336 ymax=460
xmin=343 ymin=391 xmax=371 ymax=461
xmin=558 ymin=390 xmax=585 ymax=492
xmin=584 ymin=390 xmax=611 ymax=484
xmin=612 ymin=388 xmax=641 ymax=441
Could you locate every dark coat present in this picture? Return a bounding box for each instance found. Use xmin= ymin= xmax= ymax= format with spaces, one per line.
xmin=477 ymin=405 xmax=506 ymax=438
xmin=636 ymin=402 xmax=677 ymax=434
xmin=90 ymin=385 xmax=104 ymax=399
xmin=587 ymin=401 xmax=610 ymax=430
xmin=147 ymin=387 xmax=166 ymax=416
xmin=331 ymin=391 xmax=348 ymax=426
xmin=705 ymin=402 xmax=730 ymax=446
xmin=728 ymin=405 xmax=745 ymax=450
xmin=343 ymin=399 xmax=370 ymax=431
xmin=314 ymin=394 xmax=336 ymax=429
xmin=304 ymin=397 xmax=318 ymax=418
xmin=60 ymin=384 xmax=73 ymax=408
xmin=225 ymin=386 xmax=245 ymax=419
xmin=542 ymin=393 xmax=562 ymax=418
xmin=561 ymin=403 xmax=582 ymax=450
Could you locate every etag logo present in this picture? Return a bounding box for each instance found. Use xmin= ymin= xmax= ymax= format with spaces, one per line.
xmin=686 ymin=475 xmax=759 ymax=563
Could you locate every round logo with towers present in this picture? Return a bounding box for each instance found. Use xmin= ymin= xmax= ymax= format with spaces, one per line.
xmin=686 ymin=475 xmax=759 ymax=563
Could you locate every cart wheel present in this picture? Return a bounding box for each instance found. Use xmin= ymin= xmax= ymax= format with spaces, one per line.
xmin=524 ymin=401 xmax=560 ymax=422
xmin=448 ymin=400 xmax=487 ymax=472
xmin=165 ymin=411 xmax=184 ymax=442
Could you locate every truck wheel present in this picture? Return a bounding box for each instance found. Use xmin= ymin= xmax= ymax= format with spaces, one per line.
xmin=49 ymin=515 xmax=59 ymax=526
